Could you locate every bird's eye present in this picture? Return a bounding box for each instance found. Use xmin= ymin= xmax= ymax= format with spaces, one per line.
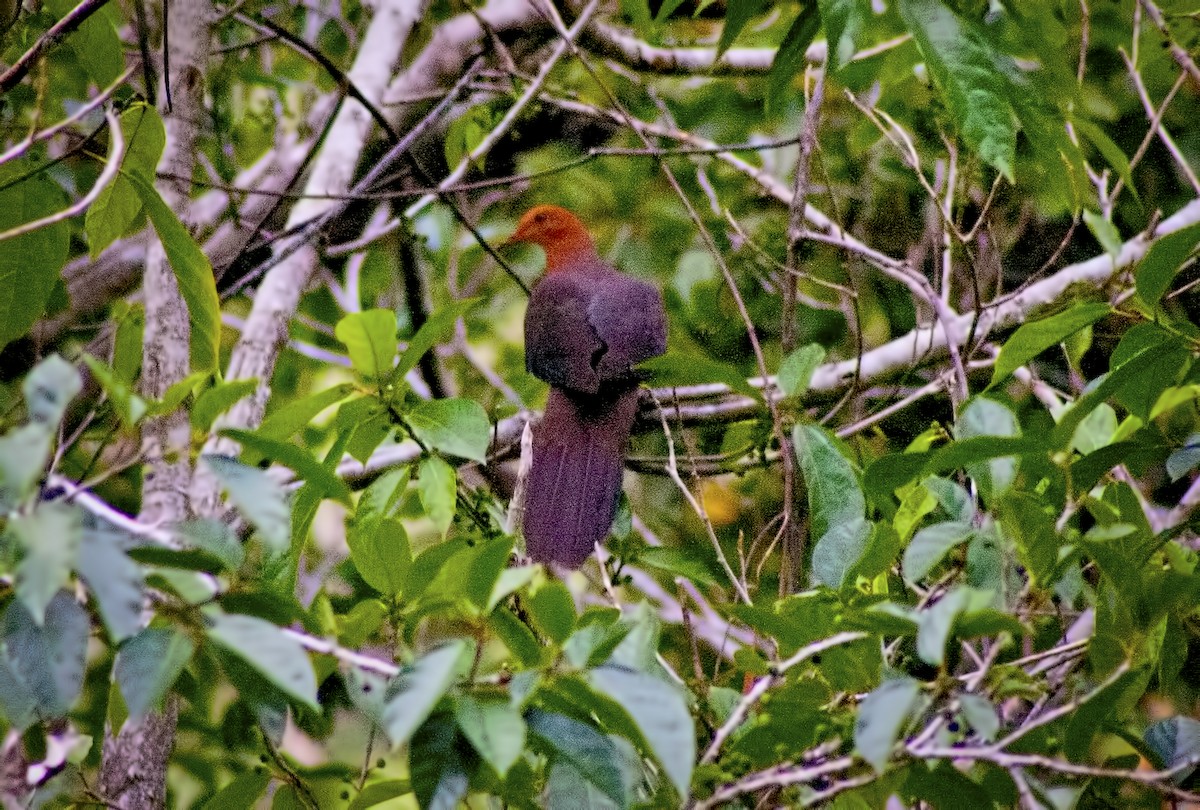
xmin=534 ymin=212 xmax=546 ymax=223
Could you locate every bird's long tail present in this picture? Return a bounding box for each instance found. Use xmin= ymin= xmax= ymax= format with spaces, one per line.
xmin=523 ymin=385 xmax=640 ymax=568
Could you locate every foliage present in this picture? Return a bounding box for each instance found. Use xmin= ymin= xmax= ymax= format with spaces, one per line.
xmin=0 ymin=0 xmax=1199 ymax=808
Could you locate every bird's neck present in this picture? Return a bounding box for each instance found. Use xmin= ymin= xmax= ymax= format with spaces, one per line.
xmin=542 ymin=232 xmax=598 ymax=274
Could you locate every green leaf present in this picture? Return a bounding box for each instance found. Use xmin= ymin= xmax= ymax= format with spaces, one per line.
xmin=956 ymin=397 xmax=1019 ymax=502
xmin=45 ymin=0 xmax=121 ymax=87
xmin=3 ymin=591 xmax=89 ymax=717
xmin=356 ymin=466 xmax=411 ymax=525
xmin=794 ymin=424 xmax=864 ymax=541
xmin=1052 ymin=345 xmax=1182 ymax=447
xmin=0 ymin=652 xmax=38 ymax=731
xmin=199 ymin=770 xmax=272 ymax=810
xmin=257 ymin=383 xmax=355 ymax=445
xmin=959 ymin=692 xmax=1000 ymax=742
xmin=207 ymin=612 xmax=318 ymax=709
xmin=588 ymin=665 xmax=694 ymax=799
xmin=12 ymin=503 xmax=81 ymax=624
xmin=201 ymin=455 xmax=291 ymax=555
xmin=129 ymin=172 xmax=222 ymax=373
xmin=407 ymin=398 xmax=491 ymax=462
xmin=489 ymin=608 xmax=545 ymax=668
xmin=917 ymin=587 xmax=969 ymax=665
xmin=1136 ymin=222 xmax=1200 ymax=308
xmin=486 ymin=565 xmax=538 ymax=612
xmin=0 ymin=166 xmax=69 ymax=351
xmin=527 ymin=580 xmax=577 ymax=644
xmin=854 ymin=677 xmax=921 ymax=773
xmin=777 ymin=343 xmax=825 ymax=397
xmin=348 ymin=780 xmax=413 ymax=810
xmin=454 ymin=694 xmax=526 ymax=776
xmin=336 ymin=309 xmax=398 ymax=382
xmin=176 ymin=518 xmax=245 ymax=572
xmin=1083 ymin=209 xmax=1122 ymax=258
xmin=898 ymin=0 xmax=1018 ymax=180
xmin=409 ymin=712 xmax=470 ymax=810
xmin=654 ymin=0 xmax=688 ymax=22
xmin=115 ymin=627 xmax=195 ymax=719
xmin=820 ymin=0 xmax=867 ymax=72
xmin=639 ymin=351 xmax=760 ymax=401
xmin=380 ymin=640 xmax=468 ymax=748
xmin=989 ymin=302 xmax=1110 ymax=388
xmin=87 ymin=104 xmax=166 ymax=257
xmin=0 ymin=425 xmax=52 ymax=508
xmin=111 ymin=303 xmax=145 ymax=384
xmin=82 ymin=354 xmax=147 ymax=427
xmin=396 ymin=298 xmax=478 ymax=380
xmin=348 ymin=517 xmax=411 ymax=596
xmin=1167 ymin=435 xmax=1200 ymax=482
xmin=527 ymin=710 xmax=627 ymax=808
xmin=193 ymin=379 xmax=259 ymax=432
xmin=77 ymin=520 xmax=144 ymax=642
xmin=812 ymin=516 xmax=872 ymax=589
xmin=1072 ymin=115 xmax=1137 ymax=202
xmin=717 ymin=0 xmax=770 ymax=57
xmin=767 ymin=6 xmax=820 ymax=113
xmin=997 ymin=494 xmax=1058 ymax=588
xmin=417 ymin=455 xmax=457 ymax=538
xmin=220 ymin=428 xmax=351 ymax=503
xmin=902 ymin=521 xmax=973 ymax=583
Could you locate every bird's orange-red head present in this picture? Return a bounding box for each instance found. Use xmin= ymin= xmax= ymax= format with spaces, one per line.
xmin=504 ymin=204 xmax=596 ymax=274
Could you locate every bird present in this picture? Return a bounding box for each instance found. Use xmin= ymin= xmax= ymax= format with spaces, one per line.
xmin=504 ymin=205 xmax=667 ymax=567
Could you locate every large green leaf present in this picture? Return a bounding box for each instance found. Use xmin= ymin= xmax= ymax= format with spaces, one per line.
xmin=409 ymin=712 xmax=471 ymax=810
xmin=12 ymin=503 xmax=81 ymax=624
xmin=526 ymin=710 xmax=628 ymax=808
xmin=130 ymin=173 xmax=222 ymax=373
xmin=640 ymin=351 xmax=760 ymax=400
xmin=220 ymin=428 xmax=351 ymax=503
xmin=206 ymin=612 xmax=318 ymax=709
xmin=77 ymin=519 xmax=144 ymax=642
xmin=347 ymin=517 xmax=411 ymax=596
xmin=811 ymin=516 xmax=872 ymax=589
xmin=407 ymin=398 xmax=491 ymax=462
xmin=3 ymin=591 xmax=89 ymax=717
xmin=417 ymin=455 xmax=457 ymax=538
xmin=193 ymin=379 xmax=259 ymax=432
xmin=716 ymin=0 xmax=771 ymax=57
xmin=956 ymin=397 xmax=1019 ymax=503
xmin=587 ymin=665 xmax=694 ymax=800
xmin=902 ymin=521 xmax=973 ymax=583
xmin=336 ymin=309 xmax=398 ymax=383
xmin=198 ymin=770 xmax=272 ymax=810
xmin=898 ymin=0 xmax=1018 ymax=180
xmin=115 ymin=627 xmax=195 ymax=719
xmin=87 ymin=104 xmax=166 ymax=258
xmin=0 ymin=164 xmax=70 ymax=351
xmin=454 ymin=694 xmax=526 ymax=776
xmin=767 ymin=5 xmax=820 ymax=113
xmin=201 ymin=455 xmax=291 ymax=555
xmin=1136 ymin=222 xmax=1200 ymax=308
xmin=256 ymin=383 xmax=356 ymax=445
xmin=794 ymin=424 xmax=864 ymax=540
xmin=916 ymin=587 xmax=970 ymax=666
xmin=395 ymin=298 xmax=478 ymax=380
xmin=380 ymin=640 xmax=469 ymax=748
xmin=989 ymin=302 xmax=1110 ymax=388
xmin=854 ymin=677 xmax=921 ymax=773
xmin=820 ymin=0 xmax=868 ymax=72
xmin=45 ymin=0 xmax=122 ymax=87
xmin=777 ymin=343 xmax=825 ymax=398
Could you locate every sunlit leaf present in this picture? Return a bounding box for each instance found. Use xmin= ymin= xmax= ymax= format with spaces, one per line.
xmin=207 ymin=612 xmax=318 ymax=709
xmin=336 ymin=309 xmax=398 ymax=383
xmin=407 ymin=398 xmax=491 ymax=462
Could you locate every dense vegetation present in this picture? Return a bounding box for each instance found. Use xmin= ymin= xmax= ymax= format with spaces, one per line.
xmin=0 ymin=0 xmax=1199 ymax=807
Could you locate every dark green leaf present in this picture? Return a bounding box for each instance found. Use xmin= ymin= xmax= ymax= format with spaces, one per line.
xmin=115 ymin=627 xmax=195 ymax=719
xmin=176 ymin=518 xmax=245 ymax=572
xmin=855 ymin=677 xmax=921 ymax=773
xmin=956 ymin=397 xmax=1019 ymax=502
xmin=77 ymin=519 xmax=144 ymax=641
xmin=0 ymin=652 xmax=37 ymax=730
xmin=336 ymin=309 xmax=398 ymax=382
xmin=454 ymin=694 xmax=526 ymax=776
xmin=820 ymin=0 xmax=868 ymax=72
xmin=409 ymin=712 xmax=471 ymax=810
xmin=0 ymin=164 xmax=70 ymax=351
xmin=1167 ymin=434 xmax=1200 ymax=482
xmin=488 ymin=607 xmax=544 ymax=668
xmin=12 ymin=502 xmax=80 ymax=623
xmin=588 ymin=665 xmax=694 ymax=799
xmin=207 ymin=612 xmax=318 ymax=709
xmin=381 ymin=641 xmax=468 ymax=748
xmin=199 ymin=770 xmax=272 ymax=810
xmin=201 ymin=455 xmax=291 ymax=555
xmin=527 ymin=580 xmax=576 ymax=644
xmin=794 ymin=424 xmax=864 ymax=541
xmin=1083 ymin=209 xmax=1122 ymax=258
xmin=130 ymin=173 xmax=222 ymax=372
xmin=82 ymin=354 xmax=147 ymax=427
xmin=767 ymin=7 xmax=820 ymax=113
xmin=1072 ymin=116 xmax=1137 ymax=202
xmin=3 ymin=591 xmax=89 ymax=716
xmin=348 ymin=780 xmax=413 ymax=810
xmin=717 ymin=0 xmax=770 ymax=57
xmin=812 ymin=516 xmax=871 ymax=589
xmin=958 ymin=693 xmax=999 ymax=742
xmin=407 ymin=398 xmax=491 ymax=462
xmin=916 ymin=587 xmax=969 ymax=665
xmin=46 ymin=0 xmax=121 ymax=86
xmin=257 ymin=384 xmax=355 ymax=445
xmin=640 ymin=351 xmax=760 ymax=401
xmin=193 ymin=379 xmax=259 ymax=432
xmin=527 ymin=710 xmax=627 ymax=807
xmin=1137 ymin=223 xmax=1200 ymax=308
xmin=87 ymin=104 xmax=165 ymax=257
xmin=989 ymin=302 xmax=1110 ymax=388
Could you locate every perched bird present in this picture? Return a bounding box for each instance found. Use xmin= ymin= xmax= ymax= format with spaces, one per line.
xmin=505 ymin=205 xmax=667 ymax=567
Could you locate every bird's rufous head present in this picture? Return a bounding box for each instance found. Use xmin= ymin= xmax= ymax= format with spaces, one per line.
xmin=503 ymin=204 xmax=596 ymax=274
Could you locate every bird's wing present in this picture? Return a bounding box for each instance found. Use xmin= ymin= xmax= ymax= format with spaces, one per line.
xmin=588 ymin=275 xmax=668 ymax=381
xmin=524 ymin=273 xmax=605 ymax=394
